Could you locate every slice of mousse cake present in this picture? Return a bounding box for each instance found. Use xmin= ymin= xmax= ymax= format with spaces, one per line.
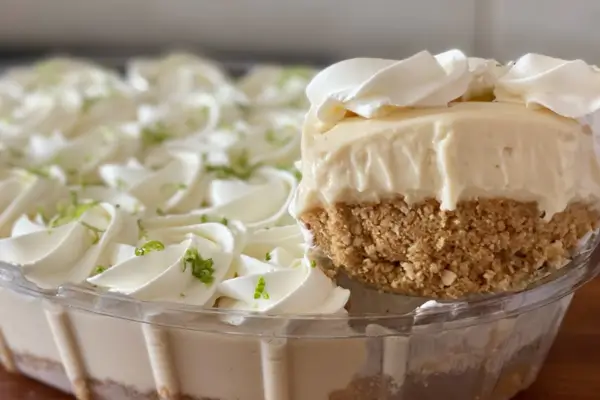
xmin=291 ymin=50 xmax=600 ymax=299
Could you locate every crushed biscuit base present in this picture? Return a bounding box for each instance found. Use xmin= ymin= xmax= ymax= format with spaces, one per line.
xmin=300 ymin=197 xmax=599 ymax=298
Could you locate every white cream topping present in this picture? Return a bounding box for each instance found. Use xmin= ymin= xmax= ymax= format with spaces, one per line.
xmin=306 ymin=50 xmax=472 ymax=128
xmin=495 ymin=53 xmax=600 ymax=118
xmin=238 ymin=65 xmax=315 ymax=108
xmin=127 ymin=52 xmax=235 ymax=103
xmin=0 ymin=167 xmax=69 ymax=237
xmin=218 ymin=225 xmax=349 ymax=314
xmin=29 ymin=126 xmax=140 ymax=184
xmin=99 ymin=151 xmax=207 ymax=214
xmin=205 ymin=167 xmax=298 ymax=229
xmin=0 ymin=202 xmax=137 ymax=288
xmin=88 ymin=222 xmax=240 ymax=305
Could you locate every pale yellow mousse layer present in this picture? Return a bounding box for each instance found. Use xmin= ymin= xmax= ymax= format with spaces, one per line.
xmin=292 ymin=102 xmax=600 ymax=219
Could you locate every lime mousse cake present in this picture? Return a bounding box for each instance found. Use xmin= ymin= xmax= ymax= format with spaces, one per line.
xmin=293 ymin=50 xmax=600 ymax=298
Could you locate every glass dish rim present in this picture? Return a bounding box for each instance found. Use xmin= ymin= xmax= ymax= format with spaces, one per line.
xmin=0 ymin=235 xmax=598 ymax=339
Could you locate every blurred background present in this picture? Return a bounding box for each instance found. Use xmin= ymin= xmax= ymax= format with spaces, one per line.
xmin=0 ymin=0 xmax=598 ymax=65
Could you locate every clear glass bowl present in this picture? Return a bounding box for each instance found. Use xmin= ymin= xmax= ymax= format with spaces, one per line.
xmin=0 ymin=235 xmax=598 ymax=400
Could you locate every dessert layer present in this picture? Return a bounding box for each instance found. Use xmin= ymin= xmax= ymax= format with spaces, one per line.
xmin=300 ymin=197 xmax=598 ymax=298
xmin=293 ymin=102 xmax=600 ymax=219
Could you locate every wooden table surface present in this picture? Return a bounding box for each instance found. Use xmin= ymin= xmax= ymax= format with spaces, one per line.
xmin=1 ymin=279 xmax=600 ymax=400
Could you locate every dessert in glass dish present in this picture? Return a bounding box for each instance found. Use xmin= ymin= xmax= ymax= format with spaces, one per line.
xmin=0 ymin=49 xmax=597 ymax=400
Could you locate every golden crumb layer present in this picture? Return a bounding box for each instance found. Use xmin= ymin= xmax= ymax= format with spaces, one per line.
xmin=300 ymin=197 xmax=599 ymax=298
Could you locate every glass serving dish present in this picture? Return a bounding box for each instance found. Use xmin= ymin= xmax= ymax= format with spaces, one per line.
xmin=0 ymin=235 xmax=598 ymax=400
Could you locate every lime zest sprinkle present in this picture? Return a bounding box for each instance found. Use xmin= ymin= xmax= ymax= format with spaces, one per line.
xmin=141 ymin=122 xmax=171 ymax=147
xmin=7 ymin=147 xmax=23 ymax=159
xmin=137 ymin=219 xmax=148 ymax=240
xmin=135 ymin=240 xmax=165 ymax=256
xmin=65 ymin=167 xmax=78 ymax=176
xmin=199 ymin=214 xmax=209 ymax=223
xmin=265 ymin=252 xmax=272 ymax=261
xmin=277 ymin=67 xmax=314 ymax=88
xmin=80 ymin=221 xmax=105 ymax=244
xmin=276 ymin=163 xmax=302 ymax=181
xmin=81 ymin=96 xmax=101 ymax=113
xmin=310 ymin=260 xmax=317 ymax=268
xmin=265 ymin=129 xmax=292 ymax=147
xmin=181 ymin=247 xmax=215 ymax=285
xmin=24 ymin=166 xmax=51 ymax=179
xmin=220 ymin=217 xmax=228 ymax=226
xmin=156 ymin=207 xmax=166 ymax=216
xmin=49 ymin=192 xmax=99 ymax=228
xmin=204 ymin=151 xmax=259 ymax=180
xmin=116 ymin=178 xmax=127 ymax=191
xmin=159 ymin=182 xmax=187 ymax=195
xmin=184 ymin=107 xmax=209 ymax=131
xmin=92 ymin=265 xmax=107 ymax=276
xmin=36 ymin=206 xmax=50 ymax=225
xmin=253 ymin=276 xmax=269 ymax=300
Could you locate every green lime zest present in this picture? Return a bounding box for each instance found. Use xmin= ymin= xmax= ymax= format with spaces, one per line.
xmin=277 ymin=66 xmax=314 ymax=88
xmin=276 ymin=163 xmax=302 ymax=181
xmin=80 ymin=221 xmax=105 ymax=244
xmin=92 ymin=265 xmax=107 ymax=276
xmin=49 ymin=192 xmax=99 ymax=228
xmin=181 ymin=247 xmax=215 ymax=285
xmin=137 ymin=219 xmax=148 ymax=240
xmin=116 ymin=178 xmax=127 ymax=191
xmin=36 ymin=206 xmax=50 ymax=225
xmin=265 ymin=252 xmax=272 ymax=261
xmin=253 ymin=276 xmax=270 ymax=300
xmin=205 ymin=151 xmax=259 ymax=180
xmin=265 ymin=129 xmax=293 ymax=147
xmin=141 ymin=122 xmax=171 ymax=147
xmin=159 ymin=182 xmax=188 ymax=195
xmin=8 ymin=148 xmax=24 ymax=159
xmin=135 ymin=240 xmax=165 ymax=256
xmin=184 ymin=107 xmax=209 ymax=131
xmin=81 ymin=96 xmax=101 ymax=113
xmin=24 ymin=166 xmax=51 ymax=179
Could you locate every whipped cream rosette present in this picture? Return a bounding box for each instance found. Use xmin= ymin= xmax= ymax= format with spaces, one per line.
xmin=137 ymin=92 xmax=242 ymax=145
xmin=0 ymin=58 xmax=128 ymax=98
xmin=0 ymin=91 xmax=81 ymax=147
xmin=72 ymin=184 xmax=145 ymax=215
xmin=28 ymin=124 xmax=140 ymax=184
xmin=203 ymin=165 xmax=298 ymax=229
xmin=218 ymin=224 xmax=349 ymax=314
xmin=0 ymin=166 xmax=69 ymax=237
xmin=494 ymin=53 xmax=600 ymax=163
xmin=237 ymin=65 xmax=316 ymax=108
xmin=0 ymin=58 xmax=136 ymax=143
xmin=99 ymin=150 xmax=208 ymax=214
xmin=88 ymin=220 xmax=244 ymax=305
xmin=306 ymin=50 xmax=471 ymax=128
xmin=236 ymin=109 xmax=304 ymax=167
xmin=127 ymin=52 xmax=237 ymax=103
xmin=0 ymin=198 xmax=138 ymax=288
